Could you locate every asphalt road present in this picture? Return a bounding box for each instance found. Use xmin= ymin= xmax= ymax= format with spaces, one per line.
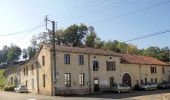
xmin=1 ymin=89 xmax=170 ymax=100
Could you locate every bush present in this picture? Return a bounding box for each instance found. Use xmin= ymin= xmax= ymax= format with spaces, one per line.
xmin=4 ymin=85 xmax=16 ymax=91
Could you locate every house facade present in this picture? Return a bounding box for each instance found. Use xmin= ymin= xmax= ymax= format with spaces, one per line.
xmin=4 ymin=43 xmax=170 ymax=96
xmin=120 ymin=54 xmax=170 ymax=87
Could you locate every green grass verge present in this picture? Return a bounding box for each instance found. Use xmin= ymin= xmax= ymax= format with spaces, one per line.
xmin=0 ymin=70 xmax=6 ymax=89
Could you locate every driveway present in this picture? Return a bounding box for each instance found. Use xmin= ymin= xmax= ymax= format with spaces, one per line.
xmin=1 ymin=89 xmax=170 ymax=100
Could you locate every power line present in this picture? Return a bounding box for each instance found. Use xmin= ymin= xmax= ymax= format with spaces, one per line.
xmin=0 ymin=21 xmax=45 ymax=36
xmin=91 ymin=0 xmax=170 ymax=24
xmin=14 ymin=24 xmax=45 ymax=44
xmin=56 ymin=0 xmax=139 ymax=22
xmin=123 ymin=30 xmax=170 ymax=43
xmin=54 ymin=0 xmax=130 ymax=20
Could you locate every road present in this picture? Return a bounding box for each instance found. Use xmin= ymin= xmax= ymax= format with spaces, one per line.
xmin=1 ymin=89 xmax=170 ymax=100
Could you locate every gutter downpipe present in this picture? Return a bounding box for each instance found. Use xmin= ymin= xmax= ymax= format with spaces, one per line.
xmin=88 ymin=54 xmax=92 ymax=93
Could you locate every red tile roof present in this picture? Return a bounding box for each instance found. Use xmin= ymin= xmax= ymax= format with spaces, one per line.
xmin=121 ymin=54 xmax=169 ymax=66
xmin=45 ymin=44 xmax=119 ymax=56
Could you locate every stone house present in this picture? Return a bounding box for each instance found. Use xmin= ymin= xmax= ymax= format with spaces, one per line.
xmin=4 ymin=43 xmax=170 ymax=96
xmin=120 ymin=54 xmax=170 ymax=87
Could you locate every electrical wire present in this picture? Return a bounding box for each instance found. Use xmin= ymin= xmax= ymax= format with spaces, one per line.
xmin=91 ymin=0 xmax=170 ymax=24
xmin=123 ymin=30 xmax=170 ymax=42
xmin=14 ymin=24 xmax=45 ymax=44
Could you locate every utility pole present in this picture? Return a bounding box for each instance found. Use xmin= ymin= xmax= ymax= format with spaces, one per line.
xmin=45 ymin=16 xmax=57 ymax=95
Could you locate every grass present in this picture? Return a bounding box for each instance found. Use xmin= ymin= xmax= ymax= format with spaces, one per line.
xmin=0 ymin=70 xmax=6 ymax=89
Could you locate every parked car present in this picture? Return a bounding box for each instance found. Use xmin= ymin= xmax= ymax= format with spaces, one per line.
xmin=14 ymin=85 xmax=28 ymax=93
xmin=111 ymin=83 xmax=131 ymax=93
xmin=139 ymin=82 xmax=157 ymax=90
xmin=157 ymin=81 xmax=170 ymax=89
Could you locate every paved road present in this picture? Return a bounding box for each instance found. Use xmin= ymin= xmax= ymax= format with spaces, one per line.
xmin=1 ymin=89 xmax=170 ymax=100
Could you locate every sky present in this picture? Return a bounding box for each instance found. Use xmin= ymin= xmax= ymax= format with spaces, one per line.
xmin=0 ymin=0 xmax=170 ymax=49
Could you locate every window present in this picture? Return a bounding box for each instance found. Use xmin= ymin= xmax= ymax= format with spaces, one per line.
xmin=140 ymin=80 xmax=144 ymax=84
xmin=151 ymin=78 xmax=153 ymax=82
xmin=31 ymin=65 xmax=34 ymax=75
xmin=10 ymin=77 xmax=13 ymax=85
xmin=145 ymin=78 xmax=147 ymax=83
xmin=65 ymin=73 xmax=71 ymax=87
xmin=79 ymin=73 xmax=85 ymax=86
xmin=64 ymin=54 xmax=70 ymax=64
xmin=32 ymin=79 xmax=34 ymax=90
xmin=78 ymin=55 xmax=84 ymax=65
xmin=162 ymin=67 xmax=165 ymax=74
xmin=24 ymin=66 xmax=28 ymax=76
xmin=110 ymin=77 xmax=114 ymax=86
xmin=106 ymin=61 xmax=116 ymax=71
xmin=42 ymin=56 xmax=45 ymax=66
xmin=23 ymin=67 xmax=26 ymax=75
xmin=93 ymin=61 xmax=99 ymax=71
xmin=150 ymin=66 xmax=157 ymax=74
xmin=155 ymin=78 xmax=157 ymax=83
xmin=25 ymin=81 xmax=28 ymax=87
xmin=43 ymin=74 xmax=46 ymax=87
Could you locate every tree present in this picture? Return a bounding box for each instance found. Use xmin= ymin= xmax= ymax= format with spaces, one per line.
xmin=7 ymin=44 xmax=21 ymax=63
xmin=158 ymin=47 xmax=170 ymax=62
xmin=37 ymin=32 xmax=49 ymax=43
xmin=85 ymin=26 xmax=97 ymax=47
xmin=27 ymin=35 xmax=39 ymax=59
xmin=144 ymin=46 xmax=161 ymax=58
xmin=30 ymin=35 xmax=38 ymax=50
xmin=127 ymin=44 xmax=139 ymax=54
xmin=27 ymin=46 xmax=36 ymax=59
xmin=95 ymin=38 xmax=104 ymax=48
xmin=63 ymin=24 xmax=88 ymax=47
xmin=116 ymin=42 xmax=129 ymax=53
xmin=0 ymin=45 xmax=9 ymax=63
xmin=22 ymin=49 xmax=28 ymax=60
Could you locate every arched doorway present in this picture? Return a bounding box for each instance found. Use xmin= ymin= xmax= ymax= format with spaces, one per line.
xmin=122 ymin=73 xmax=132 ymax=86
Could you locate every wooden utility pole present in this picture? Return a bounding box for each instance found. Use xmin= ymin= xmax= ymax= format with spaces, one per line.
xmin=45 ymin=16 xmax=57 ymax=95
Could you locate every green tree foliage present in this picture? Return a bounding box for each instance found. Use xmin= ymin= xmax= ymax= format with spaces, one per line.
xmin=143 ymin=46 xmax=161 ymax=58
xmin=30 ymin=23 xmax=170 ymax=62
xmin=0 ymin=45 xmax=21 ymax=64
xmin=0 ymin=46 xmax=9 ymax=63
xmin=85 ymin=26 xmax=97 ymax=47
xmin=27 ymin=46 xmax=36 ymax=59
xmin=22 ymin=49 xmax=28 ymax=60
xmin=7 ymin=44 xmax=21 ymax=64
xmin=63 ymin=24 xmax=88 ymax=47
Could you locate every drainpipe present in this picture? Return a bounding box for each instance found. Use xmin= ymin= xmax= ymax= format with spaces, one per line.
xmin=139 ymin=65 xmax=142 ymax=84
xmin=88 ymin=54 xmax=91 ymax=93
xmin=36 ymin=61 xmax=40 ymax=93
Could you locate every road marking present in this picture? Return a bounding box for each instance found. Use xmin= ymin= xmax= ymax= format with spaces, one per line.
xmin=27 ymin=99 xmax=36 ymax=100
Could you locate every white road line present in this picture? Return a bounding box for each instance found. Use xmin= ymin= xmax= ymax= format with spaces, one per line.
xmin=27 ymin=99 xmax=36 ymax=100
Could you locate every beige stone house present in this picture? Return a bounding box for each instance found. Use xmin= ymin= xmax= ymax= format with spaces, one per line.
xmin=4 ymin=43 xmax=170 ymax=96
xmin=4 ymin=66 xmax=18 ymax=86
xmin=120 ymin=54 xmax=170 ymax=87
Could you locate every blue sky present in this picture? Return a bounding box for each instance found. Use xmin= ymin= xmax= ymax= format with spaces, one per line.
xmin=0 ymin=0 xmax=170 ymax=49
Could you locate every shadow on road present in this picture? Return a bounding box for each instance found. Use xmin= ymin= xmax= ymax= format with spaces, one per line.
xmin=61 ymin=89 xmax=170 ymax=99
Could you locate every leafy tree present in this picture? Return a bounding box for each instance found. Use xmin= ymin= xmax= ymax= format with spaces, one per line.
xmin=85 ymin=26 xmax=97 ymax=47
xmin=27 ymin=46 xmax=36 ymax=59
xmin=63 ymin=24 xmax=88 ymax=47
xmin=22 ymin=49 xmax=28 ymax=60
xmin=143 ymin=46 xmax=161 ymax=58
xmin=0 ymin=46 xmax=9 ymax=63
xmin=37 ymin=32 xmax=49 ymax=43
xmin=7 ymin=44 xmax=21 ymax=63
xmin=127 ymin=44 xmax=139 ymax=54
xmin=95 ymin=38 xmax=104 ymax=48
xmin=116 ymin=42 xmax=129 ymax=53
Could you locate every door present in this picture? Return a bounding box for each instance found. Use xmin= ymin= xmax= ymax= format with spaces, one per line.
xmin=94 ymin=78 xmax=99 ymax=92
xmin=122 ymin=73 xmax=132 ymax=86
